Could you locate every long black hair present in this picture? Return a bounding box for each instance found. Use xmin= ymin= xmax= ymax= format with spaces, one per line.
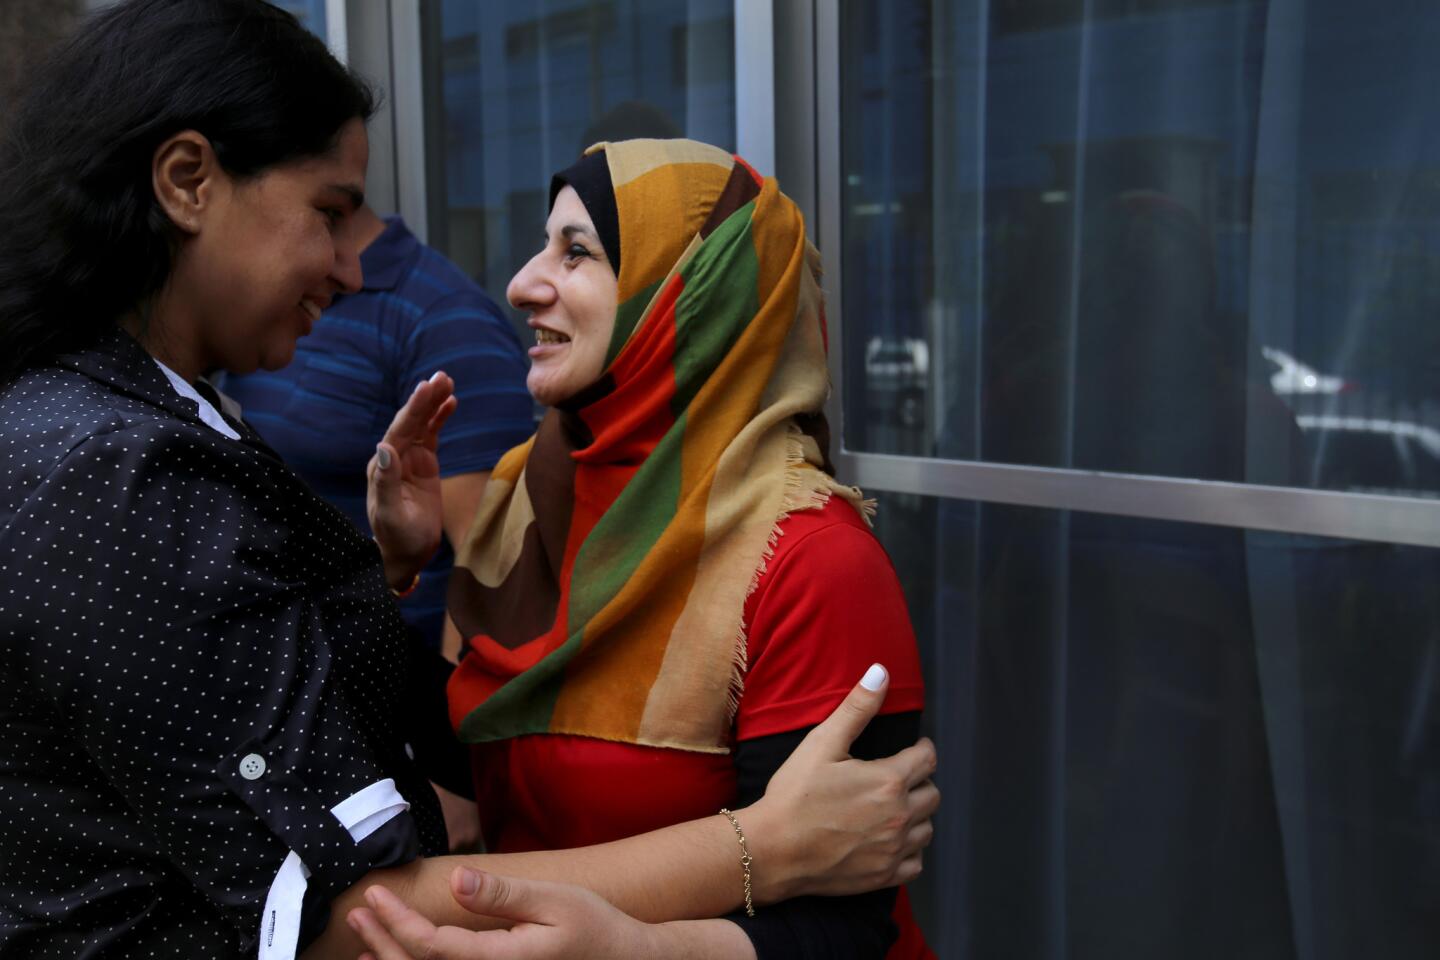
xmin=0 ymin=0 xmax=376 ymax=384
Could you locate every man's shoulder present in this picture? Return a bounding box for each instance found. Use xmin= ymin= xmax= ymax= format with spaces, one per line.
xmin=394 ymin=245 xmax=508 ymax=320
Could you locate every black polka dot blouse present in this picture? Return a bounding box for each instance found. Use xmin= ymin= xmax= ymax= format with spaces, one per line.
xmin=0 ymin=332 xmax=445 ymax=958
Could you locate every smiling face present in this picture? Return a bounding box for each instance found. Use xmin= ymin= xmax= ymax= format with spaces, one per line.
xmin=507 ymin=185 xmax=619 ymax=407
xmin=159 ymin=118 xmax=369 ymax=378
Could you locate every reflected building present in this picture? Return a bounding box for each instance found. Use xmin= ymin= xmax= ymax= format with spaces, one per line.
xmin=843 ymin=1 xmax=1440 ymax=956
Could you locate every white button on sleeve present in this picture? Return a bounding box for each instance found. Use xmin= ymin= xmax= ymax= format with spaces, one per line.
xmin=239 ymin=753 xmax=267 ymax=780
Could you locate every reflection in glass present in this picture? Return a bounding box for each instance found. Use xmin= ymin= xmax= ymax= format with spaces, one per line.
xmin=874 ymin=491 xmax=1440 ymax=958
xmin=424 ymin=0 xmax=735 ymax=339
xmin=840 ymin=0 xmax=1440 ymax=498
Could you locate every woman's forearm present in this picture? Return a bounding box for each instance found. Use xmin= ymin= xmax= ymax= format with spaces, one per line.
xmin=304 ymin=808 xmax=772 ymax=959
xmin=651 ymin=919 xmax=758 ymax=959
xmin=324 ymin=864 xmax=761 ymax=960
xmin=445 ymin=812 xmax=758 ymax=921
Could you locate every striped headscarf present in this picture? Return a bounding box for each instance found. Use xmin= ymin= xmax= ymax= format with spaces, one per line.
xmin=446 ymin=139 xmax=867 ymax=754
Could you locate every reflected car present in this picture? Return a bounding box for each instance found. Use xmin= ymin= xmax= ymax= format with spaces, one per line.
xmin=865 ymin=336 xmax=929 ymax=427
xmin=1263 ymin=346 xmax=1440 ymax=496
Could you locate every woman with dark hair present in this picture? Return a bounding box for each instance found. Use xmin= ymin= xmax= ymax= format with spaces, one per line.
xmin=348 ymin=140 xmax=936 ymax=959
xmin=0 ymin=3 xmax=936 ymax=959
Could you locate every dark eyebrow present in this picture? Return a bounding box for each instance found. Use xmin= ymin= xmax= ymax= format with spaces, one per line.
xmin=326 ymin=184 xmax=365 ymax=211
xmin=559 ymin=224 xmax=606 ymax=258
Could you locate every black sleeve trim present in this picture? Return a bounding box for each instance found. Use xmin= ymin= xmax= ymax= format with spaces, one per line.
xmin=724 ymin=711 xmax=922 ymax=960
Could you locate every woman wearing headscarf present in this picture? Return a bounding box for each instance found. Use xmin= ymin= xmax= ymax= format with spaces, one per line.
xmin=355 ymin=140 xmax=936 ymax=958
xmin=0 ymin=5 xmax=934 ymax=958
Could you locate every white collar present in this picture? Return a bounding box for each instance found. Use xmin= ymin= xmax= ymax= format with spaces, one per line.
xmin=151 ymin=357 xmax=241 ymax=440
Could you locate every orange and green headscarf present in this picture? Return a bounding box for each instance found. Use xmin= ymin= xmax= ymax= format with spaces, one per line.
xmin=446 ymin=138 xmax=867 ymax=754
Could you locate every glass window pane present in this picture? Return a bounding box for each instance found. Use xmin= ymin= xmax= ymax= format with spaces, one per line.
xmin=424 ymin=0 xmax=735 ymax=338
xmin=840 ymin=0 xmax=1440 ymax=499
xmin=873 ymin=490 xmax=1440 ymax=957
xmin=270 ymin=0 xmax=327 ymax=40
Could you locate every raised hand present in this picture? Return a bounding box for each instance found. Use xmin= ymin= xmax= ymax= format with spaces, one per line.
xmin=367 ymin=371 xmax=458 ymax=590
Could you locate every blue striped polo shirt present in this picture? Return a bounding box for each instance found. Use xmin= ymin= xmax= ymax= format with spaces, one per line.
xmin=223 ymin=216 xmax=536 ymax=648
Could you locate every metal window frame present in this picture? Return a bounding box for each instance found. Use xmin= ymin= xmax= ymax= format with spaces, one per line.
xmin=340 ymin=0 xmax=397 ymax=215
xmin=342 ymin=0 xmax=428 ymax=232
xmin=735 ymin=0 xmax=777 ymax=173
xmin=383 ymin=1 xmax=773 ymax=238
xmin=324 ymin=0 xmax=348 ymax=62
xmin=810 ymin=0 xmax=1440 ymax=549
xmin=388 ymin=0 xmax=429 ymax=242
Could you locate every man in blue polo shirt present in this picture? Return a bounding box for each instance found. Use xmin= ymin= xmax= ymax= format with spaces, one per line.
xmin=226 ymin=207 xmax=534 ymax=655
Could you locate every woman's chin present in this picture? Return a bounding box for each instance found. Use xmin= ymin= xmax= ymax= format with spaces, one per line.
xmin=528 ymin=356 xmax=604 ymax=408
xmin=526 ymin=374 xmax=567 ymax=408
xmin=254 ymin=342 xmax=299 ymax=373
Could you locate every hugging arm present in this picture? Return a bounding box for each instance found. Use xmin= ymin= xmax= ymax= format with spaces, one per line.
xmin=348 ymin=869 xmax=754 ymax=960
xmin=304 ymin=670 xmax=938 ymax=960
xmin=718 ymin=503 xmax=936 ymax=958
xmin=723 ymin=712 xmax=925 ymax=959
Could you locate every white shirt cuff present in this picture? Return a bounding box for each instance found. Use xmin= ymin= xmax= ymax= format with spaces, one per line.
xmin=257 ymin=778 xmax=412 ymax=960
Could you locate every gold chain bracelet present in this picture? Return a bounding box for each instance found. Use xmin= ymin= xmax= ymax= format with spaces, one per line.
xmin=719 ymin=807 xmax=755 ymax=917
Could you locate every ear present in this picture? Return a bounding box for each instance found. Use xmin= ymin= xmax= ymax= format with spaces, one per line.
xmin=152 ymin=130 xmax=223 ymax=237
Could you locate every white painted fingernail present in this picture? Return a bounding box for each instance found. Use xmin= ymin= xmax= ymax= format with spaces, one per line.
xmin=375 ymin=444 xmax=391 ymax=470
xmin=860 ymin=663 xmax=887 ymax=691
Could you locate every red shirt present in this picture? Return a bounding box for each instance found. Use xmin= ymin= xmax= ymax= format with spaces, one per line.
xmin=471 ymin=497 xmax=931 ymax=956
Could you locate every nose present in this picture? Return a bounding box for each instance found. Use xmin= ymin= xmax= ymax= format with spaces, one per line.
xmin=332 ymin=231 xmax=364 ymax=295
xmin=507 ymin=251 xmax=555 ymax=311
